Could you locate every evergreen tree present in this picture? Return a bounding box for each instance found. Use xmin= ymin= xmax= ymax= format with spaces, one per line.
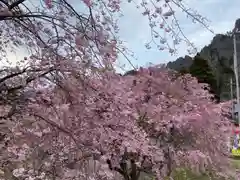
xmin=179 ymin=68 xmax=189 ymax=75
xmin=124 ymin=69 xmax=138 ymax=76
xmin=189 ymin=54 xmax=219 ymax=102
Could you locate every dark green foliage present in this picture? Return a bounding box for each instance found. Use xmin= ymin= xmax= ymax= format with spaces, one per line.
xmin=218 ymin=57 xmax=234 ymax=74
xmin=180 ymin=54 xmax=220 ymax=102
xmin=178 ymin=68 xmax=189 ymax=75
xmin=191 ymin=55 xmax=219 ymax=102
xmin=124 ymin=70 xmax=138 ymax=76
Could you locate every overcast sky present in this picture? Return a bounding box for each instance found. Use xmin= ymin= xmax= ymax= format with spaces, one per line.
xmin=6 ymin=0 xmax=240 ymax=71
xmin=117 ymin=0 xmax=240 ymax=70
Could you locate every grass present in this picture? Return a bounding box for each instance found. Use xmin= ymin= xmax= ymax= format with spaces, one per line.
xmin=165 ymin=168 xmax=224 ymax=180
xmin=230 ymin=157 xmax=240 ymax=169
xmin=164 ymin=158 xmax=240 ymax=180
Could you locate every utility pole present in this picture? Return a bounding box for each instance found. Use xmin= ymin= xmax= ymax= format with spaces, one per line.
xmin=233 ymin=34 xmax=240 ymax=104
xmin=230 ymin=77 xmax=233 ymax=100
xmin=230 ymin=77 xmax=234 ymax=120
xmin=233 ymin=19 xmax=240 ymax=125
xmin=230 ymin=77 xmax=238 ymax=124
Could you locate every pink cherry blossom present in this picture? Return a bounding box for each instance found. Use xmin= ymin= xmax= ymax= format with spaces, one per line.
xmin=0 ymin=64 xmax=235 ymax=180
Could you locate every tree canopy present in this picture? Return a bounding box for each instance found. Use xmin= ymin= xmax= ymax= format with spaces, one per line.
xmin=179 ymin=54 xmax=220 ymax=102
xmin=0 ymin=0 xmax=235 ymax=180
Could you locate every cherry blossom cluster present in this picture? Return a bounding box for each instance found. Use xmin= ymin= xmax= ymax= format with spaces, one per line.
xmin=0 ymin=65 xmax=234 ymax=180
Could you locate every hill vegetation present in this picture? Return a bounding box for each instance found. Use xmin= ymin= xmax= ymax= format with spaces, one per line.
xmin=167 ymin=32 xmax=235 ymax=102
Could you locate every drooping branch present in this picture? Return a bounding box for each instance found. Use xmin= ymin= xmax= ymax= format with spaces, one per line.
xmin=0 ymin=67 xmax=56 ymax=120
xmin=9 ymin=0 xmax=26 ymax=10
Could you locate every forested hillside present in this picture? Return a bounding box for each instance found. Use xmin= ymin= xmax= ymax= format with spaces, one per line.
xmin=167 ymin=32 xmax=235 ymax=102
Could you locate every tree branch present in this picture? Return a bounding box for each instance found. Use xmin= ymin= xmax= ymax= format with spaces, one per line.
xmin=9 ymin=0 xmax=26 ymax=10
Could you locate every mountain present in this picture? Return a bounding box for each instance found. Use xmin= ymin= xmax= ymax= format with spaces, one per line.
xmin=167 ymin=55 xmax=193 ymax=71
xmin=199 ymin=33 xmax=233 ymax=70
xmin=166 ymin=32 xmax=236 ymax=101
